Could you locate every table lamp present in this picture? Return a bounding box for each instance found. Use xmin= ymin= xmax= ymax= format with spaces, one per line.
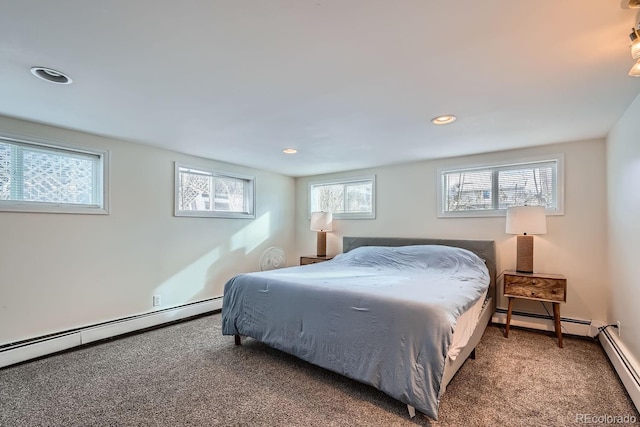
xmin=505 ymin=206 xmax=547 ymax=273
xmin=310 ymin=212 xmax=333 ymax=257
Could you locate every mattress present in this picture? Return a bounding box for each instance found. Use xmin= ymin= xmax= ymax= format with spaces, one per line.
xmin=447 ymin=288 xmax=488 ymax=360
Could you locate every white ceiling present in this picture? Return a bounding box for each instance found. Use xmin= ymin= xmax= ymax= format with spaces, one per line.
xmin=1 ymin=1 xmax=639 ymax=177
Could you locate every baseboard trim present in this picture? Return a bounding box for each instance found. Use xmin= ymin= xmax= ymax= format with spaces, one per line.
xmin=599 ymin=329 xmax=640 ymax=411
xmin=492 ymin=308 xmax=593 ymax=337
xmin=0 ymin=298 xmax=222 ymax=369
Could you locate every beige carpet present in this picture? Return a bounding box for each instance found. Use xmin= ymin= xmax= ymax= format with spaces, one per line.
xmin=0 ymin=314 xmax=637 ymax=426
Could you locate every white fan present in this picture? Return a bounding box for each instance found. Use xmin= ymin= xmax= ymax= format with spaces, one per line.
xmin=260 ymin=246 xmax=287 ymax=271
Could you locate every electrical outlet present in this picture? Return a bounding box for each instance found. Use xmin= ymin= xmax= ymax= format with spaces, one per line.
xmin=617 ymin=321 xmax=621 ymax=337
xmin=153 ymin=295 xmax=161 ymax=307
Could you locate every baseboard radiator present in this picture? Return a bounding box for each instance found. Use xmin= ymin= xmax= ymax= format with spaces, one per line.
xmin=494 ymin=309 xmax=640 ymax=411
xmin=493 ymin=308 xmax=593 ymax=336
xmin=599 ymin=329 xmax=640 ymax=411
xmin=0 ymin=298 xmax=222 ymax=369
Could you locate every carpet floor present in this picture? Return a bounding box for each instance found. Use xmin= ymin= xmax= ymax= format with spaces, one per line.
xmin=0 ymin=314 xmax=638 ymax=426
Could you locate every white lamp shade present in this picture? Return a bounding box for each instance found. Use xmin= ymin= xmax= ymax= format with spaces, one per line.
xmin=505 ymin=206 xmax=547 ymax=235
xmin=310 ymin=212 xmax=333 ymax=231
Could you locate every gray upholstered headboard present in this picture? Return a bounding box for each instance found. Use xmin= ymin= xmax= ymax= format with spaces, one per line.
xmin=342 ymin=236 xmax=497 ymax=313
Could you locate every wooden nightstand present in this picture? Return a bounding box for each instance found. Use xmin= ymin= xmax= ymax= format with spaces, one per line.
xmin=300 ymin=255 xmax=334 ymax=265
xmin=503 ymin=270 xmax=567 ymax=348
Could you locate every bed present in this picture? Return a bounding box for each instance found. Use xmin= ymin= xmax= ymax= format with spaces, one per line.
xmin=222 ymin=237 xmax=496 ymax=420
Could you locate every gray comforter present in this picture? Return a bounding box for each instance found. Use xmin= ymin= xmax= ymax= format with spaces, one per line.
xmin=221 ymin=245 xmax=490 ymax=419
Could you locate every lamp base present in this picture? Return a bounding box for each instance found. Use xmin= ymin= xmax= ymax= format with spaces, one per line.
xmin=516 ymin=235 xmax=534 ymax=273
xmin=316 ymin=231 xmax=327 ymax=257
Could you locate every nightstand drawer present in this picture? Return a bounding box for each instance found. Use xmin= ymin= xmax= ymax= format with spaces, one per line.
xmin=504 ymin=274 xmax=566 ymax=302
xmin=300 ymin=255 xmax=333 ymax=265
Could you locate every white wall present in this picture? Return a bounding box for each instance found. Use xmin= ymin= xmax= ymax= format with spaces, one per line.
xmin=607 ymin=93 xmax=640 ymax=363
xmin=0 ymin=110 xmax=617 ymax=350
xmin=0 ymin=115 xmax=295 ymax=345
xmin=296 ymin=139 xmax=608 ymax=322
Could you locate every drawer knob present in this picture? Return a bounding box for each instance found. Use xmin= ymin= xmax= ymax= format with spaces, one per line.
xmin=532 ymin=280 xmax=537 ymax=284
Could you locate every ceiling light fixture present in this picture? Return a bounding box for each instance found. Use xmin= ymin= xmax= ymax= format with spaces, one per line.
xmin=431 ymin=115 xmax=457 ymax=125
xmin=629 ymin=60 xmax=640 ymax=77
xmin=630 ymin=27 xmax=640 ymax=59
xmin=628 ymin=24 xmax=640 ymax=76
xmin=282 ymin=148 xmax=297 ymax=154
xmin=621 ymin=0 xmax=640 ymax=8
xmin=30 ymin=67 xmax=72 ymax=84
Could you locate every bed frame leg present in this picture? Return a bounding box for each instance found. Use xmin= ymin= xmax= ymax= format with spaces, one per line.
xmin=469 ymin=348 xmax=476 ymax=360
xmin=234 ymin=335 xmax=241 ymax=345
xmin=407 ymin=405 xmax=416 ymax=418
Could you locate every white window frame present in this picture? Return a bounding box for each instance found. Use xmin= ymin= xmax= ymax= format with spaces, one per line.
xmin=174 ymin=162 xmax=255 ymax=219
xmin=437 ymin=154 xmax=564 ymax=218
xmin=308 ymin=174 xmax=376 ymax=220
xmin=0 ymin=133 xmax=109 ymax=215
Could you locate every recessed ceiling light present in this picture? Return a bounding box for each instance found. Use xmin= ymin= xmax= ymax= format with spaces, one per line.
xmin=431 ymin=115 xmax=457 ymax=125
xmin=282 ymin=148 xmax=297 ymax=154
xmin=30 ymin=67 xmax=72 ymax=84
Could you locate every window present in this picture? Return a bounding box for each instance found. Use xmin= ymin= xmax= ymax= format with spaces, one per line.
xmin=309 ymin=175 xmax=375 ymax=219
xmin=175 ymin=163 xmax=255 ymax=218
xmin=0 ymin=135 xmax=108 ymax=214
xmin=438 ymin=155 xmax=563 ymax=217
